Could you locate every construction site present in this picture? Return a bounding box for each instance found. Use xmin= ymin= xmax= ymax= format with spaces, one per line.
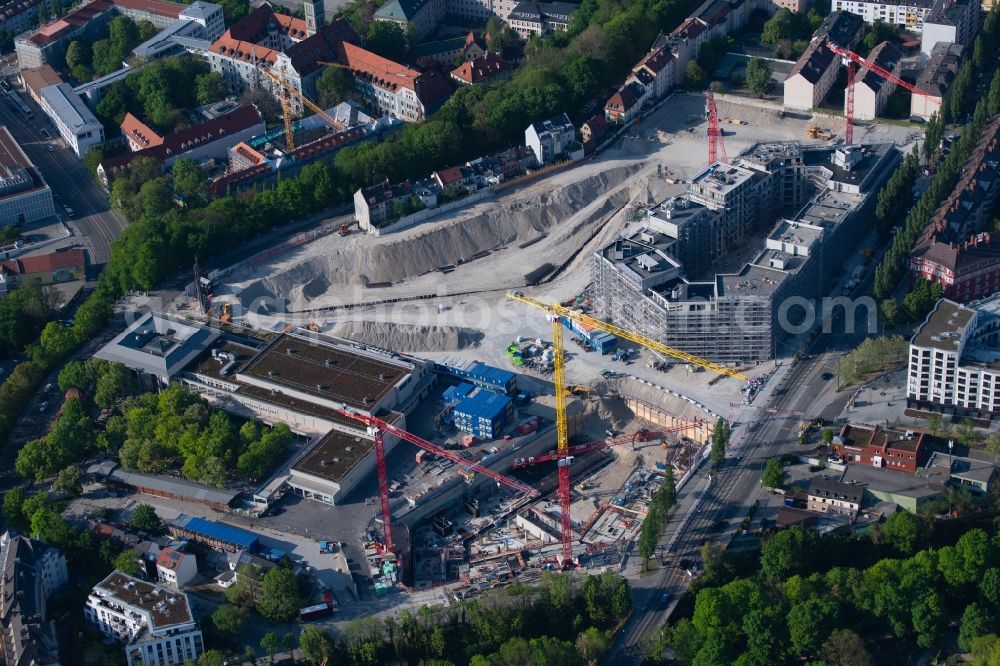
xmin=152 ymin=87 xmax=926 ymax=603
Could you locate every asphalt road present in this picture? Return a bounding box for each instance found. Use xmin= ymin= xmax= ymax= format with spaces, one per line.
xmin=0 ymin=80 xmax=127 ymax=272
xmin=609 ymin=316 xmax=870 ymax=664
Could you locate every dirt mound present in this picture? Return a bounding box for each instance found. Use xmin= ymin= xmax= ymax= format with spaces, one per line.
xmin=329 ymin=321 xmax=484 ymax=352
xmin=232 ymin=163 xmax=642 ymax=305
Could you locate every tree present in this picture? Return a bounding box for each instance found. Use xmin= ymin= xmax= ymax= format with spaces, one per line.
xmin=982 ymin=568 xmax=1000 ymax=607
xmin=256 ymin=567 xmax=302 ymax=622
xmin=986 ymin=434 xmax=1000 ymax=463
xmin=2 ymin=488 xmax=27 ymax=531
xmin=710 ymin=418 xmax=729 ymax=469
xmin=211 ymin=604 xmax=245 ymax=644
xmin=199 ymin=650 xmax=226 ymax=666
xmin=65 ymin=40 xmax=90 ymax=69
xmin=576 ymin=627 xmax=611 ymax=664
xmin=788 ymin=597 xmax=838 ymax=657
xmin=745 ymin=57 xmax=772 ymax=96
xmin=130 ymin=504 xmax=161 ymax=532
xmin=138 ymin=19 xmax=157 ymax=41
xmin=879 ymin=510 xmax=920 ymax=554
xmin=113 ymin=548 xmax=142 ymax=576
xmin=821 ymin=428 xmax=834 ymax=445
xmin=299 ymin=626 xmax=334 ymax=665
xmin=94 ymin=361 xmax=128 ymax=409
xmin=172 ymin=158 xmax=206 ymax=198
xmin=52 ymin=465 xmax=83 ymax=496
xmin=761 ymin=457 xmax=784 ymax=489
xmin=820 ymin=628 xmax=871 ymax=666
xmin=684 ymin=61 xmax=706 ymax=89
xmin=261 ymin=632 xmax=281 ymax=663
xmin=195 ymin=72 xmax=227 ymax=106
xmin=366 ymin=20 xmax=407 ymax=61
xmin=57 ymin=360 xmax=92 ymax=393
xmin=960 ymin=602 xmax=992 ymax=651
xmin=761 ymin=526 xmax=818 ymax=580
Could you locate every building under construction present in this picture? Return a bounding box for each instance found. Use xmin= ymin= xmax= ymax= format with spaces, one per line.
xmin=593 ymin=142 xmax=899 ymax=363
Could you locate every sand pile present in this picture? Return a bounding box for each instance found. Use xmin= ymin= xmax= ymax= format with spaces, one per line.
xmin=231 ymin=163 xmax=642 ymax=306
xmin=328 ymin=321 xmax=483 ymax=352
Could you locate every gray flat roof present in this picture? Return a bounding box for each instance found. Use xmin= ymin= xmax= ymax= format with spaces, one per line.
xmin=106 ymin=465 xmax=241 ymax=506
xmin=841 ymin=464 xmax=943 ymax=499
xmin=39 ymin=83 xmax=101 ymax=132
xmin=911 ymin=299 xmax=974 ymax=350
xmin=96 ymin=312 xmax=220 ymax=379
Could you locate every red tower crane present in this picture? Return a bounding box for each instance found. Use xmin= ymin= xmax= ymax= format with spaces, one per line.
xmin=826 ymin=42 xmax=936 ymax=145
xmin=706 ymin=91 xmax=728 ymax=165
xmin=512 ymin=423 xmax=704 ymax=469
xmin=335 ymin=408 xmax=541 ymax=554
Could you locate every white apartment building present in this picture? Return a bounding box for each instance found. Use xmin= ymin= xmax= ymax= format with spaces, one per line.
xmin=37 ymin=83 xmax=104 ymax=158
xmin=830 ymin=0 xmax=934 ymax=31
xmin=847 ymin=41 xmax=902 ymax=120
xmin=85 ymin=572 xmax=205 ymax=666
xmin=920 ymin=0 xmax=980 ymax=55
xmin=155 ymin=548 xmax=197 ymax=589
xmin=525 ymin=113 xmax=577 ymax=165
xmin=907 ymin=296 xmax=1000 ymax=419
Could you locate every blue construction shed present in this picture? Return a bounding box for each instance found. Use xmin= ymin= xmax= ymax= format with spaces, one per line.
xmin=435 ymin=361 xmax=517 ymax=394
xmin=453 ymin=390 xmax=514 ymax=439
xmin=169 ymin=514 xmax=259 ymax=553
xmin=561 ymin=317 xmax=618 ymax=354
xmin=442 ymin=383 xmax=475 ymax=404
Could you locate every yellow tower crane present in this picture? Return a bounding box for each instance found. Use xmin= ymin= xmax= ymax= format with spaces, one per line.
xmin=258 ymin=66 xmax=348 ymax=150
xmin=505 ymin=291 xmax=742 ymax=566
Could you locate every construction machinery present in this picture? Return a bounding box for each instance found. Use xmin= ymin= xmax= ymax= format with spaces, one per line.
xmin=512 ymin=424 xmax=702 ymax=469
xmin=257 ymin=65 xmax=348 ymax=151
xmin=507 ymin=291 xmax=739 ymax=566
xmin=335 ymin=408 xmax=539 ymax=555
xmin=825 ymin=42 xmax=934 ymax=145
xmin=805 ymin=126 xmax=833 ymax=140
xmin=705 ymin=91 xmax=728 ymax=165
xmin=219 ymin=303 xmax=232 ymax=324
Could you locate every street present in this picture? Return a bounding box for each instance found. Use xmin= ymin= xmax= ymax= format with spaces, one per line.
xmin=609 ymin=319 xmax=867 ymax=663
xmin=0 ymin=77 xmax=127 ymax=271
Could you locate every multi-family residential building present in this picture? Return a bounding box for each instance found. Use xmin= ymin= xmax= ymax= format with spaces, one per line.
xmin=830 ymin=0 xmax=934 ymax=31
xmin=37 ymin=83 xmax=105 ymax=157
xmin=451 ymin=53 xmax=505 ymax=85
xmin=0 ymin=532 xmax=67 ymax=666
xmin=15 ymin=0 xmax=183 ymax=68
xmin=910 ymin=117 xmax=1000 ymax=301
xmin=593 ymin=142 xmax=898 ymax=363
xmin=905 ymin=297 xmax=1000 ymax=419
xmin=410 ymin=31 xmax=488 ymax=67
xmin=506 ymin=1 xmax=577 ymax=38
xmin=156 ymin=548 xmax=197 ymax=589
xmin=806 ymin=478 xmax=862 ymax=515
xmin=85 ymin=572 xmax=205 ymax=666
xmin=524 ymin=113 xmax=577 ymax=165
xmin=0 ymin=126 xmax=56 ymax=228
xmin=97 ymin=105 xmax=265 ymax=183
xmin=921 ymin=0 xmax=980 ymax=54
xmin=0 ymin=0 xmax=57 ymax=51
xmin=847 ymin=41 xmax=902 ymax=120
xmin=911 ymin=41 xmax=961 ymax=120
xmin=604 ymin=81 xmax=646 ymax=124
xmin=783 ymin=11 xmax=864 ymax=110
xmin=355 ymin=180 xmax=415 ymax=230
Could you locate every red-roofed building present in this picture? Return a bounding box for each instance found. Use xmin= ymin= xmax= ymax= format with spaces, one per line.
xmin=156 ymin=547 xmax=197 ymax=589
xmin=97 ymin=105 xmax=265 ymax=184
xmin=335 ymin=41 xmax=452 ymax=122
xmin=0 ymin=247 xmax=85 ymax=293
xmin=121 ymin=113 xmax=165 ymax=152
xmin=206 ymin=6 xmax=358 ymax=115
xmin=15 ymin=0 xmax=183 ymax=68
xmin=838 ymin=423 xmax=927 ymax=474
xmin=450 ymin=53 xmax=505 ymax=85
xmin=604 ymin=81 xmax=645 ymax=124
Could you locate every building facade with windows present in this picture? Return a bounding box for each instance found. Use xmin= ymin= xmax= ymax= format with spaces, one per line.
xmin=829 ymin=0 xmax=934 ymax=31
xmin=37 ymin=83 xmax=104 ymax=157
xmin=85 ymin=572 xmax=205 ymax=666
xmin=525 ymin=113 xmax=577 ymax=165
xmin=0 ymin=531 xmax=68 ymax=666
xmin=907 ymin=296 xmax=1000 ymax=419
